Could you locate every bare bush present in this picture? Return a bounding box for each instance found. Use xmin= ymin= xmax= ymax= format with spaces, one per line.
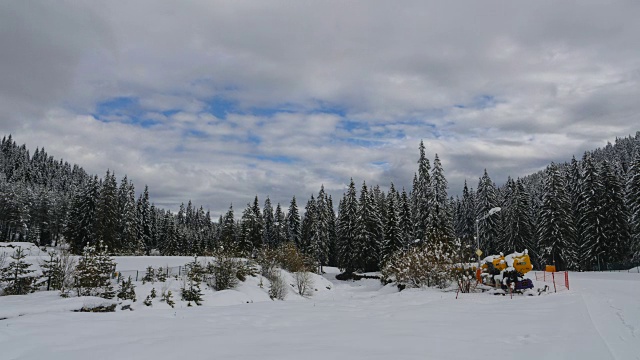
xmin=268 ymin=270 xmax=287 ymax=300
xmin=256 ymin=247 xmax=279 ymax=277
xmin=381 ymin=241 xmax=455 ymax=289
xmin=277 ymin=243 xmax=316 ymax=273
xmin=294 ymin=271 xmax=314 ymax=297
xmin=58 ymin=249 xmax=76 ymax=297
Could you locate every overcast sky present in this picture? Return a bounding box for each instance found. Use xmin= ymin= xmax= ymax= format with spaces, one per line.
xmin=2 ymin=1 xmax=639 ymax=217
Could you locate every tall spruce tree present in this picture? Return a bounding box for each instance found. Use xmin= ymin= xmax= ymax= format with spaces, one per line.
xmin=426 ymin=154 xmax=454 ymax=250
xmin=382 ymin=183 xmax=403 ymax=262
xmin=600 ymin=160 xmax=629 ymax=263
xmin=476 ymin=170 xmax=500 ymax=255
xmin=287 ymin=196 xmax=302 ymax=247
xmin=220 ymin=205 xmax=236 ymax=251
xmin=248 ymin=196 xmax=264 ymax=251
xmin=300 ymin=195 xmax=316 ymax=255
xmin=95 ymin=170 xmax=119 ymax=252
xmin=398 ymin=188 xmax=413 ymax=248
xmin=337 ymin=179 xmax=359 ymax=273
xmin=355 ymin=181 xmax=383 ymax=272
xmin=538 ymin=163 xmax=577 ymax=270
xmin=274 ymin=203 xmax=286 ymax=248
xmin=413 ymin=141 xmax=431 ymax=242
xmin=137 ymin=186 xmax=152 ymax=254
xmin=578 ymin=154 xmax=607 ymax=269
xmin=313 ymin=186 xmax=331 ymax=270
xmin=66 ymin=176 xmax=100 ymax=254
xmin=627 ymin=150 xmax=640 ymax=261
xmin=262 ymin=197 xmax=275 ymax=247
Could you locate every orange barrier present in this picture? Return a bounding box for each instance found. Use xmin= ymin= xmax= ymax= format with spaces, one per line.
xmin=535 ymin=271 xmax=569 ymax=293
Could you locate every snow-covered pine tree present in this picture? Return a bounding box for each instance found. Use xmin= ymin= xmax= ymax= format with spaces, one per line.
xmin=356 ymin=181 xmax=383 ymax=272
xmin=567 ymin=156 xmax=584 ymax=245
xmin=337 ymin=179 xmax=359 ymax=273
xmin=66 ymin=176 xmax=100 ymax=254
xmin=0 ymin=247 xmax=36 ymax=295
xmin=310 ymin=187 xmax=331 ymax=272
xmin=599 ymin=160 xmax=630 ymax=263
xmin=274 ymin=203 xmax=286 ymax=248
xmin=628 ymin=150 xmax=640 ymax=261
xmin=117 ymin=276 xmax=136 ymax=301
xmin=413 ymin=141 xmax=431 ymax=242
xmin=137 ymin=186 xmax=153 ymax=254
xmin=537 ymin=163 xmax=577 ymax=270
xmin=426 ymin=154 xmax=454 ymax=251
xmin=500 ymin=177 xmax=536 ymax=257
xmin=96 ymin=170 xmax=119 ymax=252
xmin=248 ymin=196 xmax=264 ymax=251
xmin=262 ymin=197 xmax=275 ymax=247
xmin=458 ymin=181 xmax=476 ymax=250
xmin=301 ymin=195 xmax=316 ymax=255
xmin=74 ymin=241 xmax=116 ymax=299
xmin=40 ymin=252 xmax=63 ymax=291
xmin=118 ymin=176 xmax=141 ymax=255
xmin=219 ymin=205 xmax=236 ymax=250
xmin=287 ymin=196 xmax=302 ymax=247
xmin=160 ymin=212 xmax=180 ymax=256
xmin=382 ymin=183 xmax=403 ymax=262
xmin=326 ymin=195 xmax=339 ymax=267
xmin=578 ymin=154 xmax=607 ymax=269
xmin=476 ymin=169 xmax=500 ymax=255
xmin=238 ymin=204 xmax=255 ymax=256
xmin=399 ymin=188 xmax=413 ymax=248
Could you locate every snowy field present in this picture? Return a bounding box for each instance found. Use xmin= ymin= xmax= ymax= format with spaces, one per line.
xmin=1 ymin=245 xmax=639 ymax=360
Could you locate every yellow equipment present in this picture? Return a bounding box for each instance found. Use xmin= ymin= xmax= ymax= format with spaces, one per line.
xmin=479 ymin=250 xmax=534 ymax=293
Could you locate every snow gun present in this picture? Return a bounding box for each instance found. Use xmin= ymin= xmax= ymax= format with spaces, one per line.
xmin=477 ymin=250 xmax=539 ymax=295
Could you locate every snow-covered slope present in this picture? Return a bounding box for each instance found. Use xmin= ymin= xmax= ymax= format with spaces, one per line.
xmin=0 ymin=257 xmax=638 ymax=360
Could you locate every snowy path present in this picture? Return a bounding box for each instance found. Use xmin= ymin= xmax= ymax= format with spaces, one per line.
xmin=1 ymin=270 xmax=639 ymax=360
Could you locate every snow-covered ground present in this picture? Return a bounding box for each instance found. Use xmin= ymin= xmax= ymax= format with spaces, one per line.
xmin=1 ymin=248 xmax=639 ymax=360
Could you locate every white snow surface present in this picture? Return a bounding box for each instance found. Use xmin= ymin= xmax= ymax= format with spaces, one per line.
xmin=1 ymin=256 xmax=639 ymax=360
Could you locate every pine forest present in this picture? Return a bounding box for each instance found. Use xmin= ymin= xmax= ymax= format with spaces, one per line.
xmin=2 ymin=132 xmax=640 ymax=272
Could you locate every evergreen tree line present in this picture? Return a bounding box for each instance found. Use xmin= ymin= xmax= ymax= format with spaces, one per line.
xmin=452 ymin=132 xmax=640 ymax=270
xmin=2 ymin=133 xmax=640 ymax=272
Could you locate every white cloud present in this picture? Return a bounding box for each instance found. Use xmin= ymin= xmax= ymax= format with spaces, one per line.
xmin=3 ymin=0 xmax=640 ymax=216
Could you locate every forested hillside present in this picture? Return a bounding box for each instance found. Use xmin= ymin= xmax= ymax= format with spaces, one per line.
xmin=1 ymin=133 xmax=639 ymax=271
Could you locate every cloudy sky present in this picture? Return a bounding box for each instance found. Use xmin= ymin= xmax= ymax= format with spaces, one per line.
xmin=2 ymin=1 xmax=639 ymax=217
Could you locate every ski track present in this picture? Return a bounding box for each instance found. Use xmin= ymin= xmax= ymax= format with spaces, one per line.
xmin=580 ymin=294 xmax=616 ymax=360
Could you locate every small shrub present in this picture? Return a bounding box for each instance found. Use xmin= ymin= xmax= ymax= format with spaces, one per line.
xmin=207 ymin=251 xmax=240 ymax=291
xmin=0 ymin=247 xmax=37 ymax=295
xmin=142 ymin=266 xmax=156 ymax=283
xmin=117 ymin=276 xmax=137 ymax=301
xmin=156 ymin=267 xmax=167 ymax=282
xmin=161 ymin=290 xmax=175 ymax=308
xmin=294 ymin=271 xmax=314 ymax=298
xmin=268 ymin=270 xmax=287 ymax=300
xmin=181 ymin=281 xmax=203 ymax=305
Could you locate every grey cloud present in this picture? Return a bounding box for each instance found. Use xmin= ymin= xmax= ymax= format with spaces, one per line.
xmin=4 ymin=0 xmax=640 ymax=216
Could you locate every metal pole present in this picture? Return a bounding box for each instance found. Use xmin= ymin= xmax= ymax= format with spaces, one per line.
xmin=476 ymin=219 xmax=480 ymax=270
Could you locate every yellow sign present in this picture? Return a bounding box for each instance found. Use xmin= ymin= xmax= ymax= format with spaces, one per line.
xmin=476 ymin=249 xmax=483 ymax=257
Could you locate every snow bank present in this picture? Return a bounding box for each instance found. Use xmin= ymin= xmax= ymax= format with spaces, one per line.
xmin=0 ymin=292 xmax=118 ymax=319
